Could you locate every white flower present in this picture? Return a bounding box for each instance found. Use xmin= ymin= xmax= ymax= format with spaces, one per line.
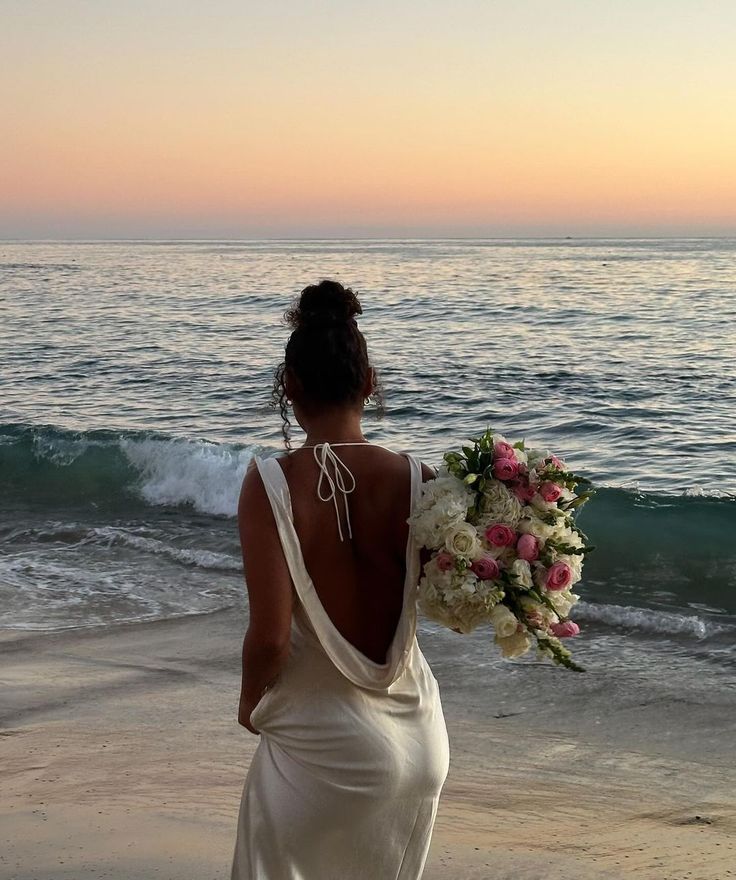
xmin=476 ymin=480 xmax=523 ymax=528
xmin=508 ymin=558 xmax=533 ymax=589
xmin=546 ymin=590 xmax=580 ymax=617
xmin=421 ymin=557 xmax=456 ymax=591
xmin=417 ymin=549 xmax=506 ymax=634
xmin=512 ymin=446 xmax=528 ymax=465
xmin=527 ymin=447 xmax=551 ymax=468
xmin=495 ymin=628 xmax=533 ymax=658
xmin=551 ymin=525 xmax=584 ymax=547
xmin=519 ymin=595 xmax=558 ymax=628
xmin=408 ymin=475 xmax=474 ymax=549
xmin=417 ymin=591 xmax=459 ymax=630
xmin=517 ymin=508 xmax=556 ymax=541
xmin=489 ymin=603 xmax=519 ymax=638
xmin=566 ymin=555 xmax=584 ymax=583
xmin=444 ymin=521 xmax=482 ymax=560
xmin=529 ymin=494 xmax=557 ymax=517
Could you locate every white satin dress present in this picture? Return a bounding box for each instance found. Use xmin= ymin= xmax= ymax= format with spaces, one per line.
xmin=230 ymin=444 xmax=450 ymax=880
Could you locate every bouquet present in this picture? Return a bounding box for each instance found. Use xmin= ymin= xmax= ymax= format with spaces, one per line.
xmin=409 ymin=428 xmax=595 ymax=671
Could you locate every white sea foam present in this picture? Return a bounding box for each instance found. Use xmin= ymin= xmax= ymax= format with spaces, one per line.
xmin=120 ymin=437 xmax=260 ymax=516
xmin=572 ymin=600 xmax=722 ymax=639
xmin=88 ymin=526 xmax=241 ymax=571
xmin=682 ymin=485 xmax=736 ymax=500
xmin=0 ymin=548 xmax=241 ymax=630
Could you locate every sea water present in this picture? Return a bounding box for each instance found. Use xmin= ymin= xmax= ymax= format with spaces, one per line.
xmin=1 ymin=239 xmax=734 ymax=694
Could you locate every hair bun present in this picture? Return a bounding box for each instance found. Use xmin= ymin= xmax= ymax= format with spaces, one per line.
xmin=286 ymin=279 xmax=362 ymax=330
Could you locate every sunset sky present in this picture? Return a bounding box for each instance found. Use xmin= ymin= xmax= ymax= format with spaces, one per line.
xmin=2 ymin=0 xmax=735 ymax=238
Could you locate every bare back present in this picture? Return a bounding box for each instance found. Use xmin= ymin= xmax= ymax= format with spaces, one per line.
xmin=275 ymin=445 xmax=414 ymax=665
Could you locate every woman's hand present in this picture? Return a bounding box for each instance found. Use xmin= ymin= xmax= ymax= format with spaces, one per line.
xmin=238 ymin=692 xmax=261 ymax=735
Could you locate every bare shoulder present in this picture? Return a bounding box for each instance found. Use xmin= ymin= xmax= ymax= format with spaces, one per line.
xmin=380 ymin=448 xmax=437 ymax=485
xmin=238 ymin=457 xmax=268 ymax=519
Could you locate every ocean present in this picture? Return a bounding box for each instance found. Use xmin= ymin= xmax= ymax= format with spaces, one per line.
xmin=1 ymin=238 xmax=735 ymax=698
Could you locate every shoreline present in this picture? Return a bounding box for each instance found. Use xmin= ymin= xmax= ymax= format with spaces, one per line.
xmin=2 ymin=610 xmax=734 ymax=880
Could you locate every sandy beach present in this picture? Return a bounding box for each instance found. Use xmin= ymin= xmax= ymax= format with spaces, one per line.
xmin=1 ymin=609 xmax=734 ymax=880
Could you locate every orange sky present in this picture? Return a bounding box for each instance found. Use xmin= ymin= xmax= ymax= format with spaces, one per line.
xmin=2 ymin=1 xmax=735 ymax=237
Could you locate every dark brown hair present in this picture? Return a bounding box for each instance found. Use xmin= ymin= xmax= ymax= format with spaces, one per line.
xmin=271 ymin=280 xmax=385 ymax=448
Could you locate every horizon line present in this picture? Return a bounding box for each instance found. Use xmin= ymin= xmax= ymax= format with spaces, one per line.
xmin=3 ymin=234 xmax=736 ymax=243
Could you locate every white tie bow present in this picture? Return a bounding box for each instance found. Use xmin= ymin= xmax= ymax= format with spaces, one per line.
xmin=312 ymin=442 xmax=357 ymax=542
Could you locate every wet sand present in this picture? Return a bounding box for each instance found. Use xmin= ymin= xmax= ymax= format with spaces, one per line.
xmin=1 ymin=609 xmax=734 ymax=880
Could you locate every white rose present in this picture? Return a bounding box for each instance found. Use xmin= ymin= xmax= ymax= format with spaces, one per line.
xmin=495 ymin=628 xmax=532 ymax=658
xmin=489 ymin=603 xmax=519 ymax=638
xmin=444 ymin=522 xmax=481 ymax=560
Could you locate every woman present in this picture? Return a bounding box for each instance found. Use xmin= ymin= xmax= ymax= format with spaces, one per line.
xmin=230 ymin=280 xmax=450 ymax=879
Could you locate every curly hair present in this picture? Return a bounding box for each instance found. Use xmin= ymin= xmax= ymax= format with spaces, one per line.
xmin=271 ymin=280 xmax=385 ymax=448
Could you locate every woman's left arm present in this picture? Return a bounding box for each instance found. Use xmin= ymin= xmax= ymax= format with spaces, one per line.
xmin=237 ymin=460 xmax=294 ymax=734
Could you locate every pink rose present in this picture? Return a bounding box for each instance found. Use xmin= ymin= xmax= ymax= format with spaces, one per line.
xmin=549 ymin=455 xmax=565 ymax=470
xmin=485 ymin=523 xmax=516 ymax=547
xmin=550 ymin=620 xmax=580 ymax=638
xmin=493 ymin=441 xmax=515 ymax=460
xmin=545 ymin=561 xmax=573 ymax=591
xmin=470 ymin=556 xmax=500 ymax=580
xmin=436 ymin=551 xmax=454 ymax=572
xmin=492 ymin=457 xmax=519 ymax=481
xmin=539 ymin=481 xmax=562 ymax=503
xmin=511 ymin=479 xmax=537 ymax=502
xmin=516 ymin=533 xmax=539 ymax=561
